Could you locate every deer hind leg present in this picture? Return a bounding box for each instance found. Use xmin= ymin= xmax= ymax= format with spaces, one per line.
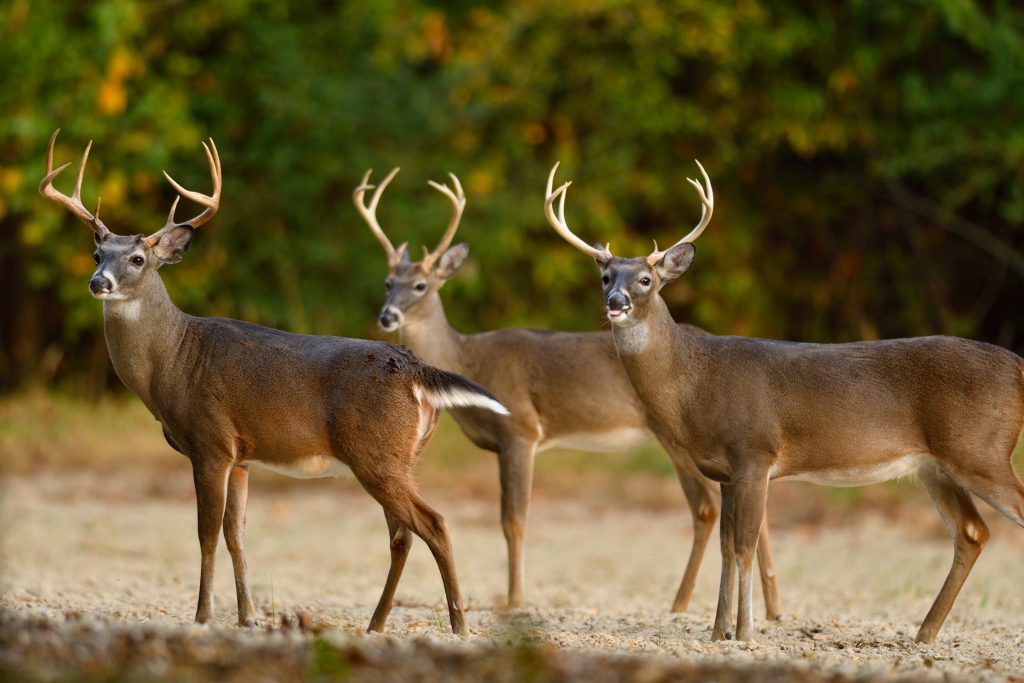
xmin=497 ymin=440 xmax=537 ymax=609
xmin=353 ymin=458 xmax=468 ymax=637
xmin=669 ymin=454 xmax=718 ymax=613
xmin=222 ymin=465 xmax=257 ymax=626
xmin=368 ymin=509 xmax=413 ymax=633
xmin=915 ymin=463 xmax=989 ymax=644
xmin=191 ymin=456 xmax=233 ymax=624
xmin=712 ymin=482 xmax=737 ymax=640
xmin=756 ymin=507 xmax=783 ymax=621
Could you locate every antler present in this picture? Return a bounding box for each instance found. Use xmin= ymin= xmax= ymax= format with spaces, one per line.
xmin=38 ymin=129 xmax=111 ymax=238
xmin=143 ymin=138 xmax=222 ymax=248
xmin=543 ymin=162 xmax=612 ymax=262
xmin=423 ymin=172 xmax=466 ymax=269
xmin=353 ymin=168 xmax=407 ymax=267
xmin=646 ymin=160 xmax=714 ymax=266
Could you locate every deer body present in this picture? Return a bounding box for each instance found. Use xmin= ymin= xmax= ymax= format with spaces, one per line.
xmin=544 ymin=161 xmax=1024 ymax=644
xmin=41 ymin=131 xmax=509 ymax=635
xmin=353 ymin=169 xmax=782 ymax=615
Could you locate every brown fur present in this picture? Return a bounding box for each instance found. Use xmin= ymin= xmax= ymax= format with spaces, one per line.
xmin=366 ymin=230 xmax=781 ymax=617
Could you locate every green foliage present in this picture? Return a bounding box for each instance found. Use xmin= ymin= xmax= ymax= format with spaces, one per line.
xmin=1 ymin=0 xmax=1021 ymax=390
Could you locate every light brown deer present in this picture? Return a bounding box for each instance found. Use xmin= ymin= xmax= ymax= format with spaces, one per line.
xmin=39 ymin=130 xmax=510 ymax=635
xmin=352 ymin=168 xmax=782 ymax=617
xmin=544 ymin=160 xmax=1024 ymax=643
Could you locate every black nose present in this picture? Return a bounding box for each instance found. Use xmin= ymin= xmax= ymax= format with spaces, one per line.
xmin=606 ymin=291 xmax=631 ymax=312
xmin=89 ymin=276 xmax=112 ymax=295
xmin=379 ymin=310 xmax=399 ymax=328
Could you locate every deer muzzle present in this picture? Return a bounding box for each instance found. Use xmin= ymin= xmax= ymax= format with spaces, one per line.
xmin=378 ymin=306 xmax=403 ymax=332
xmin=606 ymin=290 xmax=632 ymax=321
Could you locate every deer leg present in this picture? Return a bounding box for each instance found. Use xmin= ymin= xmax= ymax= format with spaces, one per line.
xmin=669 ymin=454 xmax=718 ymax=613
xmin=222 ymin=465 xmax=257 ymax=626
xmin=915 ymin=464 xmax=989 ymax=643
xmin=191 ymin=457 xmax=232 ymax=624
xmin=732 ymin=472 xmax=769 ymax=641
xmin=368 ymin=510 xmax=413 ymax=633
xmin=360 ymin=475 xmax=467 ymax=636
xmin=756 ymin=506 xmax=783 ymax=620
xmin=711 ymin=482 xmax=737 ymax=640
xmin=497 ymin=440 xmax=537 ymax=608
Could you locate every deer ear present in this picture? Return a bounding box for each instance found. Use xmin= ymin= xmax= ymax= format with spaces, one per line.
xmin=436 ymin=243 xmax=469 ymax=280
xmin=654 ymin=243 xmax=695 ymax=284
xmin=150 ymin=226 xmax=195 ymax=266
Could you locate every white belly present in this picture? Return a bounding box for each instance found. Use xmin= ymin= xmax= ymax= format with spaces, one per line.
xmin=774 ymin=455 xmax=924 ymax=487
xmin=245 ymin=454 xmax=352 ymax=479
xmin=540 ymin=427 xmax=653 ymax=453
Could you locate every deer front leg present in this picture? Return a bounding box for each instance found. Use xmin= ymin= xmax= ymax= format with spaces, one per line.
xmin=497 ymin=440 xmax=537 ymax=608
xmin=223 ymin=465 xmax=257 ymax=626
xmin=670 ymin=455 xmax=718 ymax=613
xmin=191 ymin=457 xmax=232 ymax=624
xmin=733 ymin=471 xmax=769 ymax=641
xmin=712 ymin=482 xmax=737 ymax=640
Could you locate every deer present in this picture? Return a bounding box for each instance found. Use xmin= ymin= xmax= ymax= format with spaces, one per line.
xmin=543 ymin=160 xmax=1024 ymax=643
xmin=351 ymin=168 xmax=783 ymax=619
xmin=38 ymin=130 xmax=511 ymax=636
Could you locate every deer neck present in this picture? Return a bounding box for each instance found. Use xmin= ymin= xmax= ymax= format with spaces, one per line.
xmin=399 ymin=293 xmax=465 ymax=372
xmin=101 ymin=272 xmax=189 ymax=411
xmin=612 ymin=296 xmax=699 ymax=416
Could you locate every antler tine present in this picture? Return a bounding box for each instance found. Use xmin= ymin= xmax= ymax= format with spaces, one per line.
xmin=543 ymin=163 xmax=611 ymax=262
xmin=352 ymin=168 xmax=403 ymax=265
xmin=158 ymin=138 xmax=222 ymax=229
xmin=423 ymin=172 xmax=467 ymax=268
xmin=38 ymin=129 xmax=111 ymax=237
xmin=647 ymin=160 xmax=714 ymax=265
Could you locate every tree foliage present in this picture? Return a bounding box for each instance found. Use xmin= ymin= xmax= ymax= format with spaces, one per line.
xmin=1 ymin=0 xmax=1022 ymax=391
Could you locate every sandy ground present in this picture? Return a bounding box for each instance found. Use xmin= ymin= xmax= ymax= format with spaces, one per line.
xmin=3 ymin=472 xmax=1024 ymax=681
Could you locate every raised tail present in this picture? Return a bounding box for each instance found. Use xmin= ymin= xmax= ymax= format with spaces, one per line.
xmin=417 ymin=366 xmax=510 ymax=416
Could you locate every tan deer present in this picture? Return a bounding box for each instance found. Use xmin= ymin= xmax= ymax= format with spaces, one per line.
xmin=544 ymin=160 xmax=1024 ymax=643
xmin=39 ymin=130 xmax=510 ymax=635
xmin=352 ymin=168 xmax=782 ymax=617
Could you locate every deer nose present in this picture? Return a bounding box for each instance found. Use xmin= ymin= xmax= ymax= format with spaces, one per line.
xmin=378 ymin=307 xmax=402 ymax=331
xmin=606 ymin=290 xmax=631 ymax=313
xmin=89 ymin=275 xmax=113 ymax=295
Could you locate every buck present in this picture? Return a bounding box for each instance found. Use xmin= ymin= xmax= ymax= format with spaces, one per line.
xmin=544 ymin=161 xmax=1024 ymax=643
xmin=352 ymin=168 xmax=782 ymax=617
xmin=39 ymin=130 xmax=511 ymax=635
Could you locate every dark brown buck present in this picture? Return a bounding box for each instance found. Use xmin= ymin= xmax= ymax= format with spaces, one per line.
xmin=352 ymin=168 xmax=782 ymax=617
xmin=39 ymin=130 xmax=510 ymax=635
xmin=544 ymin=161 xmax=1024 ymax=643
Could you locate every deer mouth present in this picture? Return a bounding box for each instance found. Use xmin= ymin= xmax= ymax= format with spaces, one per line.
xmin=606 ymin=305 xmax=632 ymax=324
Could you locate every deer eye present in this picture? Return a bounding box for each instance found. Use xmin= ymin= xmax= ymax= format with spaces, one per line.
xmin=384 ymin=280 xmax=392 ymax=291
xmin=414 ymin=282 xmax=427 ymax=292
xmin=639 ymin=276 xmax=652 ymax=286
xmin=601 ymin=275 xmax=610 ymax=285
xmin=130 ymin=255 xmax=145 ymax=267
xmin=93 ymin=252 xmax=100 ymax=264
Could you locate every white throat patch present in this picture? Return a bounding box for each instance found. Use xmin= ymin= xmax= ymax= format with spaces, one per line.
xmin=614 ymin=322 xmax=649 ymax=355
xmin=104 ymin=299 xmax=142 ymax=321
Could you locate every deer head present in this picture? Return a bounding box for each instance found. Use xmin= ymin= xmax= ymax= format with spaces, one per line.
xmin=543 ymin=161 xmax=713 ymax=327
xmin=39 ymin=129 xmax=221 ymax=302
xmin=353 ymin=169 xmax=468 ymax=331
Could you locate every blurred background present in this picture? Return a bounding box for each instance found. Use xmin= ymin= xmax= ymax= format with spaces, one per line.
xmin=1 ymin=1 xmax=1022 ymax=490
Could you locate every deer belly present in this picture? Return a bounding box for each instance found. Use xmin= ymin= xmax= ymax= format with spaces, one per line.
xmin=246 ymin=454 xmax=352 ymax=479
xmin=774 ymin=455 xmax=924 ymax=487
xmin=540 ymin=427 xmax=652 ymax=453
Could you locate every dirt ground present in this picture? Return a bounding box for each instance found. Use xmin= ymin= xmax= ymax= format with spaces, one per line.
xmin=3 ymin=471 xmax=1024 ymax=682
